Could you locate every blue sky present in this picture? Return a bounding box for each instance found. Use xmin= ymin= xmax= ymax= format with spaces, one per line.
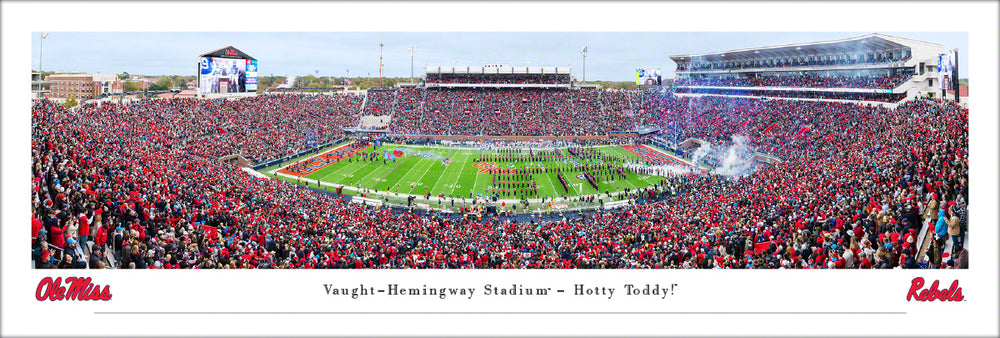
xmin=31 ymin=32 xmax=967 ymax=81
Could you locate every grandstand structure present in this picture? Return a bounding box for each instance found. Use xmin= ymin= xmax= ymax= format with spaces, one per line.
xmin=339 ymin=64 xmax=654 ymax=139
xmin=670 ymin=33 xmax=947 ymax=106
xmin=425 ymin=65 xmax=572 ymax=88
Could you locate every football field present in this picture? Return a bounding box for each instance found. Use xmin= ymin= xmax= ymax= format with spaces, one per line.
xmin=270 ymin=143 xmax=674 ymax=201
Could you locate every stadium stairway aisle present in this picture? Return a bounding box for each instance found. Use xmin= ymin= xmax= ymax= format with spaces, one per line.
xmin=916 ymin=217 xmax=933 ymax=264
xmin=916 ymin=216 xmax=967 ymax=266
xmin=76 ymin=242 xmax=88 ymax=269
xmin=359 ymin=91 xmax=368 ymax=114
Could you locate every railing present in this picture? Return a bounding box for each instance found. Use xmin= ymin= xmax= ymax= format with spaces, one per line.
xmin=425 ymin=83 xmax=572 ymax=89
xmin=677 ymin=60 xmax=910 ymax=74
xmin=673 ymin=85 xmax=896 ymax=94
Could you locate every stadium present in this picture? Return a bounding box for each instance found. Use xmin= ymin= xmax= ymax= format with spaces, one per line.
xmin=31 ymin=33 xmax=968 ymax=270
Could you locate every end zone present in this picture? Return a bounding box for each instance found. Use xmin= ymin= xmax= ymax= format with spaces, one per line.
xmin=276 ymin=142 xmax=369 ymax=176
xmin=621 ymin=144 xmax=693 ymax=167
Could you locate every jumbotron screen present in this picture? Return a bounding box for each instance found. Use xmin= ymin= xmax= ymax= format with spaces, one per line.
xmin=937 ymin=50 xmax=954 ymax=90
xmin=635 ymin=68 xmax=662 ymax=85
xmin=198 ymin=56 xmax=258 ymax=94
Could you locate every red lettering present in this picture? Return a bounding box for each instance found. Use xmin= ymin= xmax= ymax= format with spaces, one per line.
xmin=906 ymin=277 xmax=924 ymax=301
xmin=928 ymin=280 xmax=940 ymax=301
xmin=949 ymin=281 xmax=964 ymax=301
xmin=907 ymin=277 xmax=964 ymax=302
xmin=35 ymin=277 xmax=53 ymax=301
xmin=53 ymin=277 xmax=66 ymax=300
xmin=35 ymin=277 xmax=112 ymax=301
xmin=99 ymin=285 xmax=113 ymax=301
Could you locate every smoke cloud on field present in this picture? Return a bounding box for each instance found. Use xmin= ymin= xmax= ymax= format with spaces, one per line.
xmin=711 ymin=135 xmax=757 ymax=179
xmin=690 ymin=142 xmax=712 ymax=166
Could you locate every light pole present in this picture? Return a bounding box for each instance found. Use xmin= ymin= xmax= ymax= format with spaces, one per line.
xmin=379 ymin=43 xmax=384 ymax=87
xmin=580 ymin=46 xmax=588 ymax=83
xmin=39 ymin=32 xmax=48 ymax=96
xmin=408 ymin=45 xmax=417 ymax=83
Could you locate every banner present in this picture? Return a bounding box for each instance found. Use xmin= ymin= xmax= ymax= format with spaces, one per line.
xmin=762 ymin=122 xmax=778 ymax=134
xmin=754 ymin=241 xmax=774 ymax=254
xmin=937 ymin=51 xmax=954 ymax=90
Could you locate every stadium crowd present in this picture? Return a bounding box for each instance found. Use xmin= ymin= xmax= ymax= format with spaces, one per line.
xmin=111 ymin=94 xmax=364 ymax=164
xmin=674 ymin=73 xmax=911 ymax=89
xmin=32 ymin=82 xmax=968 ymax=269
xmin=362 ymin=89 xmax=394 ymax=115
xmin=389 ymin=88 xmax=627 ymax=136
xmin=674 ymin=88 xmax=907 ymax=103
xmin=677 ymin=51 xmax=911 ymax=71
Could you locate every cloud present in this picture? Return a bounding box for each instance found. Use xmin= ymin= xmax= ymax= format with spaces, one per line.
xmin=32 ymin=32 xmax=968 ymax=80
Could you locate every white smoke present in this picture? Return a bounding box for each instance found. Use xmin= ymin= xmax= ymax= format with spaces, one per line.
xmin=623 ymin=162 xmax=700 ymax=176
xmin=710 ymin=135 xmax=757 ymax=179
xmin=690 ymin=142 xmax=712 ymax=166
xmin=658 ymin=164 xmax=701 ymax=175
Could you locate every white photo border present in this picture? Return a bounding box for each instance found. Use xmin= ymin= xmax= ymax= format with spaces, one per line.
xmin=2 ymin=1 xmax=997 ymax=337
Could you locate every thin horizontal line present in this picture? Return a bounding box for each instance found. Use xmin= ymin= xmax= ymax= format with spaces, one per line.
xmin=95 ymin=311 xmax=906 ymax=315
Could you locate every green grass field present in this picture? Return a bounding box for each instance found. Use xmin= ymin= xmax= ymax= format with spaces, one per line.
xmin=276 ymin=143 xmax=670 ymax=202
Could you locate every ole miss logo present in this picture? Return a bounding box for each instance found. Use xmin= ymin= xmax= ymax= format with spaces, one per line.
xmin=224 ymin=48 xmax=238 ymax=56
xmin=36 ymin=277 xmax=112 ymax=301
xmin=906 ymin=277 xmax=963 ymax=302
xmin=473 ymin=162 xmax=498 ymax=173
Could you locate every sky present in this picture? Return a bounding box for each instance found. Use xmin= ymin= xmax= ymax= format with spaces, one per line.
xmin=30 ymin=32 xmax=968 ymax=81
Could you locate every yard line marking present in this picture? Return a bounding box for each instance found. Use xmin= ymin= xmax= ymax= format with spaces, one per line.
xmin=430 ymin=149 xmax=469 ymax=197
xmin=398 ymin=155 xmax=433 ymax=194
xmin=316 ymin=146 xmax=375 ymax=182
xmin=409 ymin=149 xmax=454 ymax=195
xmin=540 ymin=172 xmax=560 ymax=197
xmin=364 ymin=149 xmax=420 ymax=190
xmin=472 ymin=158 xmax=483 ymax=198
xmin=335 ymin=157 xmax=383 ymax=187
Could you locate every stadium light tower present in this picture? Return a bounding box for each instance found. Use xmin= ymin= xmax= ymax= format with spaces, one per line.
xmin=379 ymin=43 xmax=384 ymax=87
xmin=409 ymin=45 xmax=417 ymax=83
xmin=580 ymin=46 xmax=588 ymax=83
xmin=39 ymin=32 xmax=48 ymax=92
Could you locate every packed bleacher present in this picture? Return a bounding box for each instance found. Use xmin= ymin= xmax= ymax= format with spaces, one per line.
xmin=362 ymin=89 xmax=394 ymax=115
xmin=674 ymin=88 xmax=908 ymax=103
xmin=32 ymin=80 xmax=968 ymax=269
xmin=677 ymin=52 xmax=911 ymax=71
xmin=390 ymin=88 xmax=630 ymax=136
xmin=674 ymin=73 xmax=910 ymax=89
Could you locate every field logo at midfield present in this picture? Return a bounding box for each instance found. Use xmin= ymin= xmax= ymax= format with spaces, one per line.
xmin=575 ymin=174 xmax=587 ymax=180
xmin=474 ymin=162 xmax=498 ymax=173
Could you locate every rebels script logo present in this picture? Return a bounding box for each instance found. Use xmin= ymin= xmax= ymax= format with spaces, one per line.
xmin=36 ymin=277 xmax=112 ymax=301
xmin=906 ymin=277 xmax=963 ymax=302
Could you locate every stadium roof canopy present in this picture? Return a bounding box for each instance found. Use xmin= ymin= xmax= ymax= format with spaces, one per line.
xmin=426 ymin=66 xmax=571 ymax=75
xmin=669 ymin=33 xmax=943 ymax=63
xmin=200 ymin=46 xmax=256 ymax=60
